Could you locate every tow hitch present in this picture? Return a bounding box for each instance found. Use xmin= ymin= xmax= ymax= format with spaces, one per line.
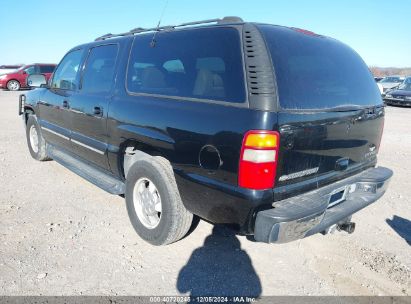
xmin=322 ymin=221 xmax=356 ymax=235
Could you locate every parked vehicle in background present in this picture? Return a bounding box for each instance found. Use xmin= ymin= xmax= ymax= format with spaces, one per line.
xmin=377 ymin=83 xmax=384 ymax=94
xmin=379 ymin=76 xmax=404 ymax=93
xmin=402 ymin=76 xmax=411 ymax=84
xmin=20 ymin=17 xmax=392 ymax=246
xmin=384 ymin=78 xmax=411 ymax=107
xmin=0 ymin=65 xmax=23 ymax=75
xmin=0 ymin=64 xmax=56 ymax=91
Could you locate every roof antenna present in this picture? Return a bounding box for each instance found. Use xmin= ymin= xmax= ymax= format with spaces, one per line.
xmin=150 ymin=0 xmax=169 ymax=48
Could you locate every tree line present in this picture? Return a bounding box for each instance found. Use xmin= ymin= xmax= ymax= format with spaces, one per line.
xmin=369 ymin=66 xmax=411 ymax=77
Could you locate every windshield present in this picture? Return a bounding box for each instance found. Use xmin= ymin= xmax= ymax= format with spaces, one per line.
xmin=380 ymin=77 xmax=402 ymax=83
xmin=15 ymin=65 xmax=28 ymax=72
xmin=397 ymin=83 xmax=411 ymax=91
xmin=258 ymin=25 xmax=381 ymax=110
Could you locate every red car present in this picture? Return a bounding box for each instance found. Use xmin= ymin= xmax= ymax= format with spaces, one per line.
xmin=0 ymin=63 xmax=56 ymax=91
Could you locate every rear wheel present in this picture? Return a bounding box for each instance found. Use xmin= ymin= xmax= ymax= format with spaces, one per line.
xmin=26 ymin=115 xmax=50 ymax=161
xmin=7 ymin=80 xmax=20 ymax=91
xmin=125 ymin=157 xmax=193 ymax=245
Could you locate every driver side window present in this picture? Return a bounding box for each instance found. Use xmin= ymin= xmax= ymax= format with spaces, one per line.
xmin=51 ymin=49 xmax=84 ymax=90
xmin=24 ymin=66 xmax=37 ymax=75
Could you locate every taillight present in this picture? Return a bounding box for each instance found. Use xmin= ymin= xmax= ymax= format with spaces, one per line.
xmin=238 ymin=130 xmax=280 ymax=190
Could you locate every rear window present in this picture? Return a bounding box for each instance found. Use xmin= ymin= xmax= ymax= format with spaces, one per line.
xmin=127 ymin=27 xmax=245 ymax=103
xmin=258 ymin=25 xmax=381 ymax=110
xmin=39 ymin=65 xmax=55 ymax=73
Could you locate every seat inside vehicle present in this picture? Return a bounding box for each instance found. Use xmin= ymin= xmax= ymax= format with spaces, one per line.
xmin=193 ymin=69 xmax=225 ymax=99
xmin=138 ymin=66 xmax=178 ymax=95
xmin=91 ymin=59 xmax=115 ymax=93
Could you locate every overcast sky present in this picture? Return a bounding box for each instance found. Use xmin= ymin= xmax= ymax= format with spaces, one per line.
xmin=1 ymin=0 xmax=410 ymax=67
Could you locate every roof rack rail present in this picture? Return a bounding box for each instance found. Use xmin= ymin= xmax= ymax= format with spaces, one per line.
xmin=95 ymin=16 xmax=244 ymax=41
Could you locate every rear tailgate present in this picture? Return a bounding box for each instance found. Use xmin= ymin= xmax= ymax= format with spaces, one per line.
xmin=276 ymin=107 xmax=384 ymax=199
xmin=257 ymin=25 xmax=384 ymax=199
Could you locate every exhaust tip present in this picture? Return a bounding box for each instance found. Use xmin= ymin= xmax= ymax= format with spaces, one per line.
xmin=338 ymin=222 xmax=356 ymax=234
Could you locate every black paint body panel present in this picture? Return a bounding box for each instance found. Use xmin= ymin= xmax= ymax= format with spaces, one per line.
xmin=22 ymin=23 xmax=386 ymax=234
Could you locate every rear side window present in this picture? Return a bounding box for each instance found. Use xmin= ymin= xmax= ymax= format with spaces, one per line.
xmin=51 ymin=49 xmax=84 ymax=90
xmin=258 ymin=25 xmax=381 ymax=110
xmin=39 ymin=65 xmax=55 ymax=73
xmin=24 ymin=66 xmax=37 ymax=75
xmin=81 ymin=44 xmax=118 ymax=94
xmin=127 ymin=27 xmax=245 ymax=103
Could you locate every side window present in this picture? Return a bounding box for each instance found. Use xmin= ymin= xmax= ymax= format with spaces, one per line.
xmin=51 ymin=49 xmax=84 ymax=90
xmin=81 ymin=44 xmax=118 ymax=94
xmin=39 ymin=65 xmax=55 ymax=73
xmin=127 ymin=27 xmax=245 ymax=103
xmin=24 ymin=66 xmax=37 ymax=75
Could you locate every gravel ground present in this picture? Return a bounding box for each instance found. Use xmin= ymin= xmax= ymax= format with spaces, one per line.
xmin=0 ymin=90 xmax=410 ymax=296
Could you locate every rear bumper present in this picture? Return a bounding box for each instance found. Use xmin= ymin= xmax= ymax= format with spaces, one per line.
xmin=254 ymin=166 xmax=393 ymax=243
xmin=384 ymin=98 xmax=411 ymax=106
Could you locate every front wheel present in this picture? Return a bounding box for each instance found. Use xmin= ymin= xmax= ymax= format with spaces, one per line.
xmin=125 ymin=157 xmax=193 ymax=245
xmin=7 ymin=80 xmax=20 ymax=91
xmin=26 ymin=115 xmax=50 ymax=161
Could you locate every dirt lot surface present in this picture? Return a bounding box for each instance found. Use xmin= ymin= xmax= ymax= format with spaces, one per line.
xmin=0 ymin=90 xmax=410 ymax=296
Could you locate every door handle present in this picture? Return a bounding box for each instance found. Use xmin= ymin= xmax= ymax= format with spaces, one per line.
xmin=62 ymin=100 xmax=69 ymax=108
xmin=93 ymin=106 xmax=102 ymax=116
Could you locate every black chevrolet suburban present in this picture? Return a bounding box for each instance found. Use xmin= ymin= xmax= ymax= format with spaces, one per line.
xmin=19 ymin=17 xmax=392 ymax=245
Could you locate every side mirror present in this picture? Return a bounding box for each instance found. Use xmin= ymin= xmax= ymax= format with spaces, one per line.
xmin=21 ymin=71 xmax=26 ymax=75
xmin=27 ymin=74 xmax=47 ymax=88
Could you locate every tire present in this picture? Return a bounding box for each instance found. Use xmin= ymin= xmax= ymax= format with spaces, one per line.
xmin=26 ymin=115 xmax=50 ymax=161
xmin=125 ymin=157 xmax=193 ymax=245
xmin=7 ymin=80 xmax=20 ymax=91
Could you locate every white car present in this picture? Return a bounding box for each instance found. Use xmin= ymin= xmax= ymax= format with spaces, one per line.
xmin=379 ymin=76 xmax=405 ymax=93
xmin=377 ymin=83 xmax=384 ymax=94
xmin=0 ymin=65 xmax=22 ymax=76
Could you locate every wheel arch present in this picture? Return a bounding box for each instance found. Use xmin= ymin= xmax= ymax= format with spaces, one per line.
xmin=119 ymin=139 xmax=169 ymax=179
xmin=23 ymin=106 xmax=35 ymax=125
